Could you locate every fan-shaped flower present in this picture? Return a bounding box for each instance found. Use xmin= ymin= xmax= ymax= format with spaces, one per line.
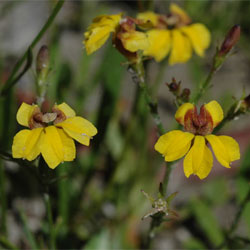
xmin=137 ymin=3 xmax=211 ymax=64
xmin=12 ymin=102 xmax=97 ymax=169
xmin=155 ymin=101 xmax=240 ymax=179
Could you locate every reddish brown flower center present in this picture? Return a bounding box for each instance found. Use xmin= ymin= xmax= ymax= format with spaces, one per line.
xmin=184 ymin=105 xmax=213 ymax=135
xmin=28 ymin=107 xmax=66 ymax=129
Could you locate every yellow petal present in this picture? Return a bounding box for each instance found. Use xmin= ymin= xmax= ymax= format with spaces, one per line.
xmin=206 ymin=134 xmax=240 ymax=168
xmin=40 ymin=126 xmax=64 ymax=169
xmin=84 ymin=26 xmax=113 ymax=55
xmin=57 ymin=117 xmax=97 ymax=146
xmin=12 ymin=128 xmax=43 ymax=161
xmin=143 ymin=29 xmax=171 ymax=62
xmin=57 ymin=128 xmax=76 ymax=162
xmin=175 ymin=102 xmax=195 ymax=125
xmin=170 ymin=3 xmax=191 ymax=24
xmin=154 ymin=130 xmax=194 ymax=161
xmin=184 ymin=136 xmax=213 ymax=179
xmin=92 ymin=14 xmax=122 ymax=28
xmin=16 ymin=103 xmax=38 ymax=127
xmin=137 ymin=11 xmax=159 ymax=26
xmin=181 ymin=23 xmax=211 ymax=57
xmin=169 ymin=29 xmax=192 ymax=65
xmin=84 ymin=14 xmax=122 ymax=55
xmin=120 ymin=31 xmax=149 ymax=53
xmin=204 ymin=100 xmax=223 ymax=128
xmin=54 ymin=102 xmax=76 ymax=118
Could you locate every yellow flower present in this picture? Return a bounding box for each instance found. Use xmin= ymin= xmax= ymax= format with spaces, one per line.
xmin=137 ymin=4 xmax=211 ymax=64
xmin=83 ymin=14 xmax=122 ymax=55
xmin=155 ymin=101 xmax=240 ymax=179
xmin=12 ymin=102 xmax=97 ymax=169
xmin=84 ymin=14 xmax=150 ymax=61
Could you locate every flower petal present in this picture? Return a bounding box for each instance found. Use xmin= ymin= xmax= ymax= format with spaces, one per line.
xmin=16 ymin=103 xmax=38 ymax=127
xmin=175 ymin=102 xmax=195 ymax=126
xmin=154 ymin=130 xmax=194 ymax=161
xmin=84 ymin=26 xmax=113 ymax=55
xmin=137 ymin=11 xmax=159 ymax=26
xmin=206 ymin=134 xmax=240 ymax=168
xmin=184 ymin=135 xmax=213 ymax=179
xmin=57 ymin=117 xmax=97 ymax=146
xmin=84 ymin=14 xmax=122 ymax=55
xmin=57 ymin=128 xmax=76 ymax=162
xmin=12 ymin=128 xmax=43 ymax=161
xmin=143 ymin=29 xmax=171 ymax=62
xmin=120 ymin=31 xmax=149 ymax=53
xmin=169 ymin=29 xmax=192 ymax=65
xmin=204 ymin=100 xmax=223 ymax=128
xmin=181 ymin=23 xmax=211 ymax=57
xmin=54 ymin=103 xmax=76 ymax=118
xmin=170 ymin=3 xmax=191 ymax=25
xmin=40 ymin=126 xmax=64 ymax=169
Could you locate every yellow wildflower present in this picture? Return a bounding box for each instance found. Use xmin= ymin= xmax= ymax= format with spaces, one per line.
xmin=137 ymin=4 xmax=211 ymax=64
xmin=155 ymin=101 xmax=240 ymax=179
xmin=12 ymin=102 xmax=97 ymax=169
xmin=83 ymin=14 xmax=149 ymax=61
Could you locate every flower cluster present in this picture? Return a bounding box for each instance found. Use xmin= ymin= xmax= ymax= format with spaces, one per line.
xmin=12 ymin=102 xmax=97 ymax=169
xmin=83 ymin=4 xmax=210 ymax=65
xmin=155 ymin=101 xmax=240 ymax=179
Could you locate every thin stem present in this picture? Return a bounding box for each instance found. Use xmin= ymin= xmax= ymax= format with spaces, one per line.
xmin=152 ymin=58 xmax=168 ymax=97
xmin=38 ymin=158 xmax=56 ymax=250
xmin=229 ymin=188 xmax=250 ymax=235
xmin=217 ymin=187 xmax=250 ymax=249
xmin=44 ymin=193 xmax=56 ymax=250
xmin=191 ymin=66 xmax=215 ymax=104
xmin=0 ymin=160 xmax=7 ymax=236
xmin=131 ymin=61 xmax=165 ymax=135
xmin=0 ymin=0 xmax=65 ymax=96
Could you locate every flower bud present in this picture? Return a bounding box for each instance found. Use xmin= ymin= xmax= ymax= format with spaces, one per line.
xmin=166 ymin=78 xmax=180 ymax=95
xmin=219 ymin=25 xmax=241 ymax=56
xmin=36 ymin=45 xmax=50 ymax=78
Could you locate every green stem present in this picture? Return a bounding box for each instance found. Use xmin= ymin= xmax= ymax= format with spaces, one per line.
xmin=0 ymin=0 xmax=65 ymax=96
xmin=0 ymin=160 xmax=7 ymax=236
xmin=229 ymin=188 xmax=250 ymax=235
xmin=217 ymin=187 xmax=250 ymax=249
xmin=132 ymin=61 xmax=165 ymax=135
xmin=152 ymin=58 xmax=168 ymax=97
xmin=44 ymin=193 xmax=56 ymax=250
xmin=192 ymin=66 xmax=215 ymax=104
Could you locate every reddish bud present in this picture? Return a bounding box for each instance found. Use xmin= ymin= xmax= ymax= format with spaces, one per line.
xmin=219 ymin=25 xmax=241 ymax=56
xmin=166 ymin=78 xmax=180 ymax=94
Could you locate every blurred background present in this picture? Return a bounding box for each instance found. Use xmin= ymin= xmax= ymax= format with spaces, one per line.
xmin=0 ymin=0 xmax=250 ymax=249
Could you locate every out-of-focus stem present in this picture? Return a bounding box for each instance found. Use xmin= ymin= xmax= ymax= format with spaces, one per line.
xmin=192 ymin=66 xmax=215 ymax=104
xmin=0 ymin=0 xmax=65 ymax=96
xmin=152 ymin=58 xmax=168 ymax=97
xmin=217 ymin=187 xmax=250 ymax=249
xmin=132 ymin=61 xmax=165 ymax=135
xmin=0 ymin=160 xmax=7 ymax=236
xmin=44 ymin=193 xmax=56 ymax=250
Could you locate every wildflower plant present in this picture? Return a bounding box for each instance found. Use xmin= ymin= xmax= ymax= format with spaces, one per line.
xmin=1 ymin=1 xmax=250 ymax=250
